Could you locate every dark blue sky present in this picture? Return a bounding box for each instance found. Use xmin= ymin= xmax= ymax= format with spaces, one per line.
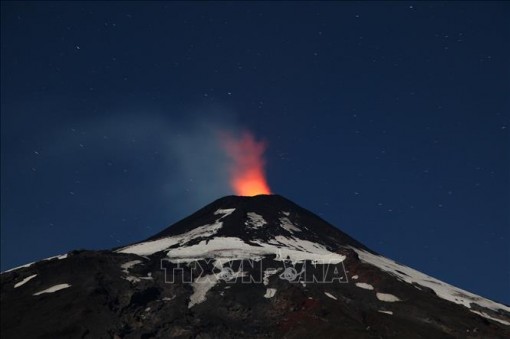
xmin=1 ymin=2 xmax=509 ymax=304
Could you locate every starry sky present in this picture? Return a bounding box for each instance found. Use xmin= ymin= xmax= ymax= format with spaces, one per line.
xmin=1 ymin=2 xmax=509 ymax=304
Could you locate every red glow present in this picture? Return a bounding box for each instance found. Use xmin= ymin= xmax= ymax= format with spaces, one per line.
xmin=221 ymin=131 xmax=271 ymax=196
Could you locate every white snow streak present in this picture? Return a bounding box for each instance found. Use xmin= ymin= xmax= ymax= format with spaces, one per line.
xmin=215 ymin=208 xmax=235 ymax=218
xmin=3 ymin=253 xmax=68 ymax=273
xmin=33 ymin=284 xmax=71 ymax=296
xmin=14 ymin=274 xmax=37 ymax=288
xmin=378 ymin=310 xmax=393 ymax=315
xmin=117 ymin=209 xmax=235 ymax=256
xmin=376 ymin=293 xmax=401 ymax=302
xmin=324 ymin=292 xmax=337 ymax=300
xmin=355 ymin=282 xmax=374 ymax=290
xmin=264 ymin=288 xmax=277 ymax=298
xmin=470 ymin=310 xmax=510 ymax=326
xmin=279 ymin=217 xmax=300 ymax=233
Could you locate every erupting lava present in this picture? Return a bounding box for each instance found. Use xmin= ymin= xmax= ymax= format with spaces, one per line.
xmin=221 ymin=131 xmax=271 ymax=196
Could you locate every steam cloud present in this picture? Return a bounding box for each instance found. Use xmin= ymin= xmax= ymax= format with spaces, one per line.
xmin=39 ymin=108 xmax=254 ymax=226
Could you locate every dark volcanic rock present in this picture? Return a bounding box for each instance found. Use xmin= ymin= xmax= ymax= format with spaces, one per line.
xmin=1 ymin=195 xmax=509 ymax=338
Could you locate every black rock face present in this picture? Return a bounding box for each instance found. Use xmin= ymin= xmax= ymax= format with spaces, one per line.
xmin=1 ymin=195 xmax=509 ymax=338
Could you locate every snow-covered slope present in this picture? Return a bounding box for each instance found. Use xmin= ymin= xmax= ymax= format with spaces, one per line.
xmin=1 ymin=194 xmax=509 ymax=338
xmin=118 ymin=208 xmax=345 ymax=264
xmin=352 ymin=247 xmax=510 ymax=325
xmin=115 ymin=195 xmax=510 ymax=325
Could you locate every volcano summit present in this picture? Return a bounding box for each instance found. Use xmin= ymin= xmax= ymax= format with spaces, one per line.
xmin=1 ymin=195 xmax=509 ymax=338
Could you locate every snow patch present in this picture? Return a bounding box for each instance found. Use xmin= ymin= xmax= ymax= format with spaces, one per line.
xmin=215 ymin=208 xmax=235 ymax=218
xmin=188 ymin=274 xmax=218 ymax=308
xmin=324 ymin=292 xmax=337 ymax=300
xmin=470 ymin=310 xmax=510 ymax=326
xmin=166 ymin=236 xmax=345 ymax=264
xmin=245 ymin=212 xmax=266 ymax=229
xmin=355 ymin=282 xmax=374 ymax=290
xmin=45 ymin=253 xmax=68 ymax=261
xmin=33 ymin=284 xmax=71 ymax=296
xmin=125 ymin=276 xmax=140 ymax=283
xmin=3 ymin=253 xmax=68 ymax=273
xmin=139 ymin=272 xmax=153 ymax=281
xmin=352 ymin=248 xmax=510 ymax=316
xmin=121 ymin=260 xmax=142 ymax=271
xmin=378 ymin=310 xmax=393 ymax=315
xmin=14 ymin=274 xmax=37 ymax=288
xmin=121 ymin=260 xmax=143 ymax=282
xmin=376 ymin=293 xmax=401 ymax=302
xmin=3 ymin=262 xmax=34 ymax=273
xmin=264 ymin=288 xmax=277 ymax=298
xmin=117 ymin=209 xmax=235 ymax=256
xmin=280 ymin=217 xmax=300 ymax=233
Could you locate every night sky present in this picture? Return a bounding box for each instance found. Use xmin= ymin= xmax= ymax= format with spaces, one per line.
xmin=1 ymin=2 xmax=509 ymax=304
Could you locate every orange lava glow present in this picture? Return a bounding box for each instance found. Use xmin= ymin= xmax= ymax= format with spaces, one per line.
xmin=221 ymin=131 xmax=271 ymax=196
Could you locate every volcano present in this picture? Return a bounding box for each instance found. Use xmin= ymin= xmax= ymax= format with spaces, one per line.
xmin=1 ymin=195 xmax=509 ymax=338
